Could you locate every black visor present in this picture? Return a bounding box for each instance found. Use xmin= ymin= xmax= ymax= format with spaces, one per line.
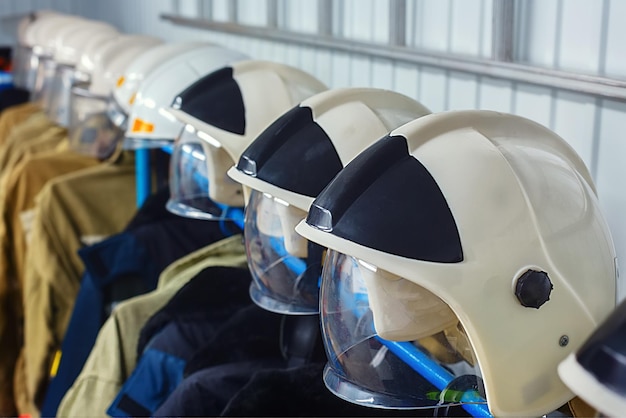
xmin=307 ymin=135 xmax=463 ymax=263
xmin=576 ymin=298 xmax=626 ymax=397
xmin=171 ymin=67 xmax=245 ymax=135
xmin=236 ymin=105 xmax=343 ymax=198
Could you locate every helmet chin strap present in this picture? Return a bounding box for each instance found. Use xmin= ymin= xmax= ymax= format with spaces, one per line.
xmin=274 ymin=245 xmax=325 ymax=367
xmin=279 ymin=314 xmax=325 ymax=368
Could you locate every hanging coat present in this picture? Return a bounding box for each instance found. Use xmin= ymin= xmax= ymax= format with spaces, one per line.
xmin=218 ymin=362 xmax=461 ymax=417
xmin=0 ymin=113 xmax=66 ymax=181
xmin=0 ymin=114 xmax=68 ymax=416
xmin=40 ymin=187 xmax=237 ymax=416
xmin=0 ymin=149 xmax=99 ymax=416
xmin=57 ymin=234 xmax=247 ymax=418
xmin=0 ymin=87 xmax=30 ymax=113
xmin=0 ymin=101 xmax=39 ymax=152
xmin=16 ymin=149 xmax=138 ymax=417
xmin=145 ymin=301 xmax=287 ymax=417
xmin=107 ymin=267 xmax=265 ymax=417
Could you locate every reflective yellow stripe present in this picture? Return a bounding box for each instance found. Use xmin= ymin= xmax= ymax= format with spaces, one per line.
xmin=49 ymin=350 xmax=62 ymax=377
xmin=116 ymin=75 xmax=125 ymax=88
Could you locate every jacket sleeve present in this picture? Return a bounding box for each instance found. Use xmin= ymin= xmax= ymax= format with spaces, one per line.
xmin=56 ymin=311 xmax=126 ymax=418
xmin=58 ymin=236 xmax=248 ymax=417
xmin=20 ymin=184 xmax=84 ymax=416
xmin=0 ymin=165 xmax=20 ymax=416
xmin=57 ymin=289 xmax=176 ymax=417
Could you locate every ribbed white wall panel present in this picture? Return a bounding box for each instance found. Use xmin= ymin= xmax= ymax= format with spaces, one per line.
xmin=371 ymin=58 xmax=394 ymax=90
xmin=448 ymin=72 xmax=479 ymax=110
xmin=596 ymin=99 xmax=626 ymax=299
xmin=604 ymin=0 xmax=626 ymax=78
xmin=393 ymin=63 xmax=420 ymax=103
xmin=558 ymin=0 xmax=604 ymax=73
xmin=338 ymin=0 xmax=389 ymax=43
xmin=237 ymin=0 xmax=268 ymax=27
xmin=314 ymin=49 xmax=333 ymax=87
xmin=513 ymin=85 xmax=553 ymax=129
xmin=552 ymin=91 xmax=597 ymax=168
xmin=176 ymin=0 xmax=200 ymax=18
xmin=449 ymin=0 xmax=491 ymax=57
xmin=7 ymin=0 xmax=625 ymax=300
xmin=517 ymin=0 xmax=560 ymax=67
xmin=330 ymin=51 xmax=351 ymax=87
xmin=478 ymin=78 xmax=514 ymax=113
xmin=278 ymin=0 xmax=318 ymax=33
xmin=408 ymin=0 xmax=451 ymax=53
xmin=211 ymin=0 xmax=231 ymax=22
xmin=407 ymin=0 xmax=492 ymax=57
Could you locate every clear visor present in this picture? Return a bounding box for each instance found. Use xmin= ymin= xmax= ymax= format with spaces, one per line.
xmin=106 ymin=96 xmax=128 ymax=131
xmin=245 ymin=190 xmax=323 ymax=315
xmin=12 ymin=45 xmax=37 ymax=90
xmin=31 ymin=55 xmax=56 ymax=105
xmin=68 ymin=111 xmax=122 ymax=160
xmin=166 ymin=125 xmax=231 ymax=220
xmin=321 ymin=250 xmax=489 ymax=415
xmin=44 ymin=64 xmax=77 ymax=127
xmin=69 ymin=83 xmax=106 ymax=126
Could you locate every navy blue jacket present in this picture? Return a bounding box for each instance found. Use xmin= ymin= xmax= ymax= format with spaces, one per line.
xmin=150 ymin=307 xmax=327 ymax=416
xmin=0 ymin=87 xmax=29 ymax=112
xmin=150 ymin=303 xmax=288 ymax=417
xmin=107 ymin=266 xmax=269 ymax=417
xmin=40 ymin=188 xmax=234 ymax=416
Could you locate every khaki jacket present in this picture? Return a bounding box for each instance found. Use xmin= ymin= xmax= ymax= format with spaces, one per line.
xmin=57 ymin=235 xmax=247 ymax=418
xmin=0 ymin=113 xmax=64 ymax=416
xmin=0 ymin=122 xmax=68 ymax=181
xmin=0 ymin=150 xmax=100 ymax=416
xmin=0 ymin=111 xmax=61 ymax=174
xmin=0 ymin=102 xmax=41 ymax=150
xmin=16 ymin=151 xmax=138 ymax=417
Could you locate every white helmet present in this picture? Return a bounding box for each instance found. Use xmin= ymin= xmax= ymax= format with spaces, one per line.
xmin=25 ymin=14 xmax=82 ymax=98
xmin=166 ymin=60 xmax=328 ymax=218
xmin=45 ymin=21 xmax=119 ymax=126
xmin=27 ymin=14 xmax=82 ymax=56
xmin=107 ymin=41 xmax=209 ymax=130
xmin=74 ymin=31 xmax=125 ymax=82
xmin=226 ymin=88 xmax=431 ymax=315
xmin=86 ymin=35 xmax=162 ymax=97
xmin=123 ymin=44 xmax=249 ymax=149
xmin=11 ymin=11 xmax=42 ymax=89
xmin=52 ymin=20 xmax=118 ymax=67
xmin=16 ymin=12 xmax=37 ymax=45
xmin=69 ymin=35 xmax=163 ymax=159
xmin=32 ymin=17 xmax=94 ymax=110
xmin=558 ymin=298 xmax=626 ymax=418
xmin=296 ymin=110 xmax=617 ymax=417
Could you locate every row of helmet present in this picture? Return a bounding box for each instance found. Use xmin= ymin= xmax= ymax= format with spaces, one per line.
xmin=13 ymin=10 xmax=623 ymax=418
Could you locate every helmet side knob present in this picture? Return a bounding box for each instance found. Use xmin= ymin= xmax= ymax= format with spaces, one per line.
xmin=515 ymin=269 xmax=553 ymax=309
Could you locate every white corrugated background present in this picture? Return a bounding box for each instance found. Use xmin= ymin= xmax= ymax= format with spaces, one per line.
xmin=0 ymin=0 xmax=624 ymax=298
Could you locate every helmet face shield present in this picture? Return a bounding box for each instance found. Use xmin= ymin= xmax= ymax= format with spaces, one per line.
xmin=320 ymin=249 xmax=486 ymax=411
xmin=45 ymin=63 xmax=77 ymax=126
xmin=166 ymin=124 xmax=225 ymax=220
xmin=244 ymin=189 xmax=323 ymax=315
xmin=32 ymin=55 xmax=56 ymax=104
xmin=13 ymin=45 xmax=38 ymax=90
xmin=69 ymin=110 xmax=122 ymax=160
xmin=106 ymin=97 xmax=128 ymax=130
xmin=69 ymin=83 xmax=105 ymax=123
